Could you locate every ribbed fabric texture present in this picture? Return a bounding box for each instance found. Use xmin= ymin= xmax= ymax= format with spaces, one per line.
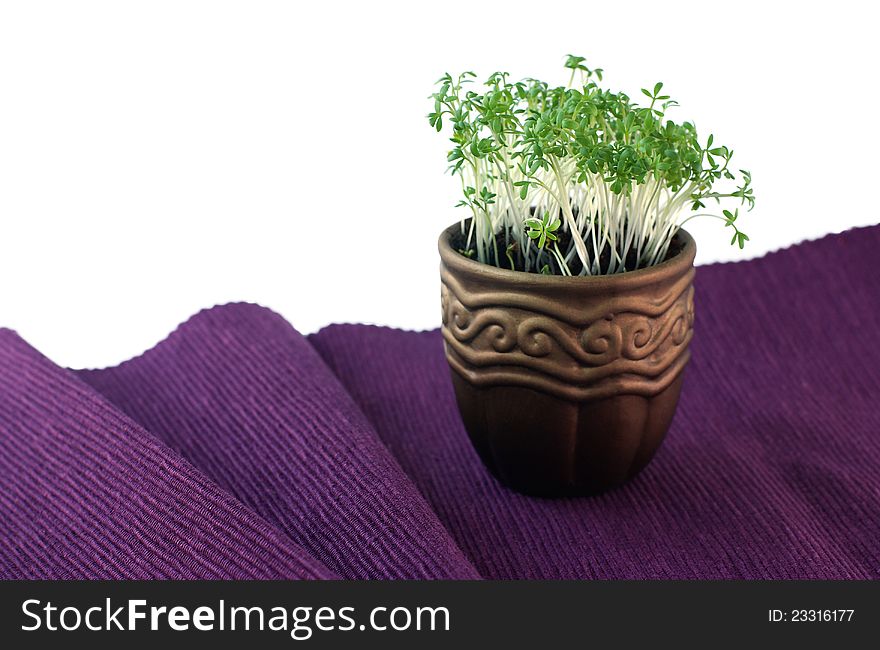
xmin=1 ymin=225 xmax=878 ymax=579
xmin=77 ymin=306 xmax=477 ymax=579
xmin=0 ymin=330 xmax=333 ymax=579
xmin=312 ymin=225 xmax=880 ymax=579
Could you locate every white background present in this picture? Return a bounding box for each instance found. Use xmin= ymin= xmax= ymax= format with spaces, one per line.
xmin=1 ymin=0 xmax=877 ymax=368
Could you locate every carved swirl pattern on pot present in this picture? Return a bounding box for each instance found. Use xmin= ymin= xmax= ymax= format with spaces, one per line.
xmin=440 ymin=270 xmax=695 ymax=401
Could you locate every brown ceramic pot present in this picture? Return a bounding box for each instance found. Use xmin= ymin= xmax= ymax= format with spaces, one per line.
xmin=439 ymin=223 xmax=696 ymax=496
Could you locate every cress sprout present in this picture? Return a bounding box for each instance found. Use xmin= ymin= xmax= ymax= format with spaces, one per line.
xmin=429 ymin=55 xmax=754 ymax=275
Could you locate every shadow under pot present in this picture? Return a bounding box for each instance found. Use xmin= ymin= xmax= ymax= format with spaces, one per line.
xmin=439 ymin=223 xmax=696 ymax=497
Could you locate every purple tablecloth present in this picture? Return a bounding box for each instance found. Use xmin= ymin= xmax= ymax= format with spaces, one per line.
xmin=2 ymin=225 xmax=879 ymax=579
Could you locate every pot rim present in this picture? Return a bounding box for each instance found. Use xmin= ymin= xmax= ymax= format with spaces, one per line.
xmin=439 ymin=221 xmax=696 ymax=290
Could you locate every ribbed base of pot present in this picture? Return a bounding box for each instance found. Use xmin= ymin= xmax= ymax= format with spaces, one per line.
xmin=450 ymin=372 xmax=685 ymax=497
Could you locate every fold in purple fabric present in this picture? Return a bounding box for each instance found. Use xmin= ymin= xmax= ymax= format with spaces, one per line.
xmin=1 ymin=225 xmax=879 ymax=579
xmin=0 ymin=330 xmax=332 ymax=579
xmin=77 ymin=306 xmax=477 ymax=579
